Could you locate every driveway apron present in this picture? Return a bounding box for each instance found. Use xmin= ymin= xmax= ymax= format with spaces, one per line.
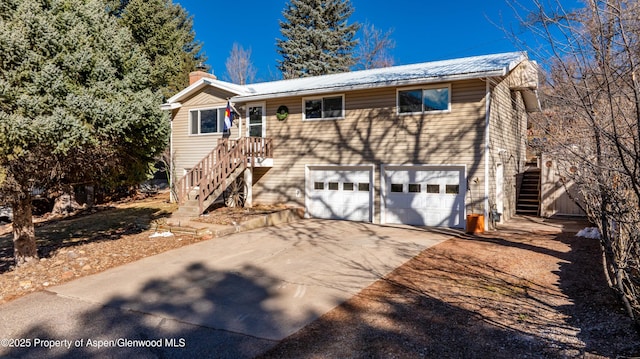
xmin=0 ymin=219 xmax=449 ymax=358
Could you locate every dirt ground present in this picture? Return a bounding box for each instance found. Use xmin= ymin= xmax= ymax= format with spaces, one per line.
xmin=259 ymin=220 xmax=640 ymax=358
xmin=1 ymin=193 xmax=639 ymax=357
xmin=0 ymin=192 xmax=272 ymax=304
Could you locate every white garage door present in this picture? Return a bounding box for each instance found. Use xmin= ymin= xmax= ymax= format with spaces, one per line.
xmin=307 ymin=167 xmax=373 ymax=222
xmin=384 ymin=166 xmax=465 ymax=227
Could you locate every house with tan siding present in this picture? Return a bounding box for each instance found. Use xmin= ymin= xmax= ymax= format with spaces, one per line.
xmin=161 ymin=52 xmax=540 ymax=230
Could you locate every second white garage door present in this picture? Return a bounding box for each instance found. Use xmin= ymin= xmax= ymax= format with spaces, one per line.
xmin=384 ymin=166 xmax=466 ymax=228
xmin=306 ymin=166 xmax=373 ymax=222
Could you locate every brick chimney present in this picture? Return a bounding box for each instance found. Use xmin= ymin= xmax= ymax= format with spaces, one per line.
xmin=189 ymin=70 xmax=216 ymax=85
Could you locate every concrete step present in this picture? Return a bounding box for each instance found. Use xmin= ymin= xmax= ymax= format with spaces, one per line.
xmin=157 ymin=208 xmax=304 ymax=238
xmin=175 ymin=166 xmax=246 ymax=217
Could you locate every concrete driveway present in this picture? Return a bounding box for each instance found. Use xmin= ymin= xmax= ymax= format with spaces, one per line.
xmin=0 ymin=219 xmax=451 ymax=358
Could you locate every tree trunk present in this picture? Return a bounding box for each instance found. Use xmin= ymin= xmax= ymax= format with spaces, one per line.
xmin=12 ymin=193 xmax=37 ymax=265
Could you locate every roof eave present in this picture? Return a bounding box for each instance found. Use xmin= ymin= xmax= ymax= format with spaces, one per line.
xmin=165 ymin=78 xmax=247 ymax=104
xmin=160 ymin=102 xmax=182 ymax=111
xmin=233 ymin=69 xmax=508 ymax=102
xmin=165 ymin=78 xmax=208 ymax=104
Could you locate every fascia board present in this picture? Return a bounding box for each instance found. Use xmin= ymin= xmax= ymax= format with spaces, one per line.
xmin=164 ymin=79 xmax=208 ymax=104
xmin=166 ymin=78 xmax=248 ymax=104
xmin=233 ymin=70 xmax=508 ymax=102
xmin=160 ymin=102 xmax=182 ymax=111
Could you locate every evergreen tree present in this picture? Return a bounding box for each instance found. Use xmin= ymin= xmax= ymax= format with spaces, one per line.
xmin=105 ymin=0 xmax=205 ymax=100
xmin=0 ymin=0 xmax=169 ymax=264
xmin=277 ymin=0 xmax=360 ymax=78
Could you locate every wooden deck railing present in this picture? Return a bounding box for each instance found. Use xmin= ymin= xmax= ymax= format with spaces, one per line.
xmin=175 ymin=137 xmax=273 ymax=211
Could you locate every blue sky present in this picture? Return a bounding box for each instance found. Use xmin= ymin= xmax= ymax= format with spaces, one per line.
xmin=174 ymin=0 xmax=582 ymax=83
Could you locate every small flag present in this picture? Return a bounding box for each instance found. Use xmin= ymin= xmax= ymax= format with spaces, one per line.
xmin=223 ymin=101 xmax=233 ymax=132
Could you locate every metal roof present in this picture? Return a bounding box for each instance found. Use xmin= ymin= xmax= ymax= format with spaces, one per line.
xmin=163 ymin=52 xmax=528 ymax=106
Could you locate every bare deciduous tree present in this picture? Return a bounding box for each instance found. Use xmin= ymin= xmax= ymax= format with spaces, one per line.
xmin=515 ymin=0 xmax=640 ymax=324
xmin=225 ymin=43 xmax=256 ymax=85
xmin=355 ymin=22 xmax=395 ymax=70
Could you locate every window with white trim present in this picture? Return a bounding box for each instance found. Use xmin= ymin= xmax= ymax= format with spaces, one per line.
xmin=189 ymin=108 xmax=228 ymax=135
xmin=303 ymin=95 xmax=344 ymax=120
xmin=398 ymin=85 xmax=450 ymax=114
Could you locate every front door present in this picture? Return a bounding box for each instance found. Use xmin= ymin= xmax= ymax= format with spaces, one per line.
xmin=247 ymin=103 xmax=266 ymax=137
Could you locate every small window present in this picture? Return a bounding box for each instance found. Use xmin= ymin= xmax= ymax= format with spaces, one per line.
xmin=408 ymin=184 xmax=421 ymax=193
xmin=358 ymin=183 xmax=370 ymax=192
xmin=190 ymin=108 xmax=227 ymax=134
xmin=304 ymin=95 xmax=344 ymax=120
xmin=304 ymin=99 xmax=322 ymax=119
xmin=328 ymin=182 xmax=339 ymax=190
xmin=423 ymin=88 xmax=450 ymax=112
xmin=343 ymin=182 xmax=354 ymax=191
xmin=445 ymin=185 xmax=459 ymax=194
xmin=390 ymin=184 xmax=403 ymax=193
xmin=323 ymin=96 xmax=343 ymax=118
xmin=398 ymin=86 xmax=450 ymax=114
xmin=426 ymin=184 xmax=440 ymax=194
xmin=398 ymin=89 xmax=422 ymax=113
xmin=314 ymin=182 xmax=324 ymax=190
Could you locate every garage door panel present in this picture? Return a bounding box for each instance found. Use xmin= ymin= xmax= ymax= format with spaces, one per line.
xmin=343 ymin=204 xmax=371 ymax=221
xmin=307 ymin=191 xmax=331 ymax=219
xmin=386 ymin=208 xmax=426 ymax=226
xmin=384 ymin=166 xmax=465 ymax=228
xmin=387 ymin=169 xmax=458 ymax=183
xmin=307 ymin=167 xmax=372 ymax=222
xmin=388 ymin=193 xmax=428 ymax=210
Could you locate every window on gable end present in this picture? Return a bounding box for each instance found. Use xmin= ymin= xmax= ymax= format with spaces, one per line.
xmin=189 ymin=107 xmax=228 ymax=135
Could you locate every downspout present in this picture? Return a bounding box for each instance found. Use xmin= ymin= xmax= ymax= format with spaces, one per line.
xmin=484 ymin=80 xmax=491 ymax=230
xmin=169 ymin=112 xmax=175 ymax=203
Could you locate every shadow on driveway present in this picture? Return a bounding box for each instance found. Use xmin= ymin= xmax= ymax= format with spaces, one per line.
xmin=259 ymin=218 xmax=640 ymax=358
xmin=1 ymin=262 xmax=288 ymax=358
xmin=0 ymin=219 xmax=448 ymax=358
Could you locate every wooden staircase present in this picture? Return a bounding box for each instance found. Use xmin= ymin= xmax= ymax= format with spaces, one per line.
xmin=516 ymin=168 xmax=541 ymax=216
xmin=173 ymin=137 xmax=273 ymax=217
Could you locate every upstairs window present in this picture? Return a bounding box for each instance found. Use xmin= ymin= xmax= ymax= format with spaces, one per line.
xmin=398 ymin=86 xmax=450 ymax=114
xmin=190 ymin=108 xmax=228 ymax=135
xmin=303 ymin=95 xmax=344 ymax=120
